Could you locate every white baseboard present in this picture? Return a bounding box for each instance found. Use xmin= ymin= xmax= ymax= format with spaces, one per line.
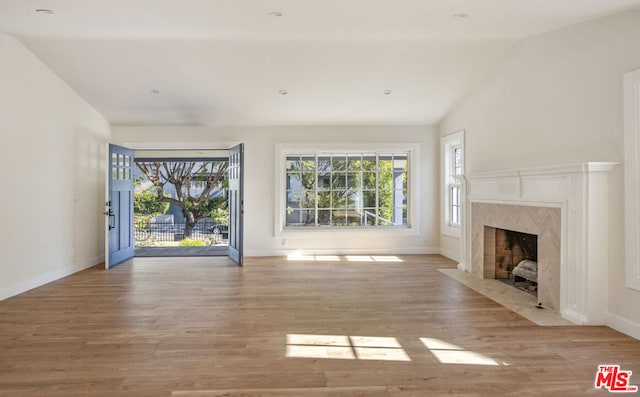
xmin=0 ymin=255 xmax=104 ymax=301
xmin=439 ymin=247 xmax=460 ymax=262
xmin=244 ymin=247 xmax=441 ymax=257
xmin=605 ymin=312 xmax=640 ymax=340
xmin=561 ymin=309 xmax=588 ymax=325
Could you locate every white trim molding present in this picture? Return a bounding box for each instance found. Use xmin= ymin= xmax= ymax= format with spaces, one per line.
xmin=245 ymin=247 xmax=440 ymax=258
xmin=464 ymin=162 xmax=617 ymax=325
xmin=605 ymin=312 xmax=640 ymax=341
xmin=624 ymin=68 xmax=640 ymax=291
xmin=1 ymin=255 xmax=103 ymax=300
xmin=439 ymin=247 xmax=461 ymax=263
xmin=121 ymin=141 xmax=240 ymax=150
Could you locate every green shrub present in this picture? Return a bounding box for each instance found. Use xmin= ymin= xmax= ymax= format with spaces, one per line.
xmin=179 ymin=238 xmax=206 ymax=247
xmin=211 ymin=207 xmax=229 ymax=226
xmin=134 ymin=214 xmax=156 ymax=231
xmin=134 ymin=190 xmax=169 ymax=215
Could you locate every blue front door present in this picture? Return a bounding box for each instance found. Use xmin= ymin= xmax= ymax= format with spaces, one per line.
xmin=107 ymin=144 xmax=135 ymax=268
xmin=228 ymin=144 xmax=244 ymax=266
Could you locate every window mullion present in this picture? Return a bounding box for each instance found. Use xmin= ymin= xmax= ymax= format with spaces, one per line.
xmin=360 ymin=167 xmax=364 ymax=226
xmin=329 ymin=154 xmax=334 ymax=227
xmin=375 ymin=153 xmax=379 ymax=226
xmin=315 ymin=153 xmax=319 ymax=227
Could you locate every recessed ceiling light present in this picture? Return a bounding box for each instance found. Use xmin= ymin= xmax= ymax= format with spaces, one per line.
xmin=383 ymin=90 xmax=392 ymax=95
xmin=452 ymin=13 xmax=468 ymax=18
xmin=150 ymin=89 xmax=160 ymax=95
xmin=279 ymin=89 xmax=288 ymax=96
xmin=35 ymin=9 xmax=54 ymax=14
xmin=268 ymin=11 xmax=283 ymax=17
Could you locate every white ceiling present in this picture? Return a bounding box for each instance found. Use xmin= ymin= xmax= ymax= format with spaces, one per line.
xmin=1 ymin=0 xmax=639 ymax=126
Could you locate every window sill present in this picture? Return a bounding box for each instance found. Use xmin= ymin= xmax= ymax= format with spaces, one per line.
xmin=276 ymin=225 xmax=419 ymax=239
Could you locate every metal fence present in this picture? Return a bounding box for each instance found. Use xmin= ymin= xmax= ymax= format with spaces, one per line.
xmin=135 ymin=220 xmax=228 ymax=244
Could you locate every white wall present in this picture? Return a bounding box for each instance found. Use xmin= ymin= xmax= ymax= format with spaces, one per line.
xmin=440 ymin=234 xmax=460 ymax=262
xmin=439 ymin=9 xmax=640 ymax=333
xmin=0 ymin=34 xmax=111 ymax=299
xmin=112 ymin=125 xmax=439 ymax=256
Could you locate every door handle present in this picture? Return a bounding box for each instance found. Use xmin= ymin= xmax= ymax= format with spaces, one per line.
xmin=104 ymin=209 xmax=115 ymax=230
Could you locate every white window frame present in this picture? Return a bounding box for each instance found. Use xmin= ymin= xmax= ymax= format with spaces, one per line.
xmin=275 ymin=143 xmax=420 ymax=238
xmin=624 ymin=68 xmax=640 ymax=291
xmin=441 ymin=131 xmax=464 ymax=238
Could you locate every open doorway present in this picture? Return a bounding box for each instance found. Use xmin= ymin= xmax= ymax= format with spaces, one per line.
xmin=132 ymin=151 xmax=230 ymax=257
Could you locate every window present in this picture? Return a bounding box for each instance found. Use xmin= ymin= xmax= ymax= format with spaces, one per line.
xmin=283 ymin=152 xmax=409 ymax=228
xmin=112 ymin=152 xmax=132 ymax=180
xmin=442 ymin=131 xmax=464 ymax=237
xmin=449 ymin=145 xmax=462 ymax=226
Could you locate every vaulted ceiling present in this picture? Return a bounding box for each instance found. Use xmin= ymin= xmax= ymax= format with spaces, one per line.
xmin=1 ymin=0 xmax=639 ymax=126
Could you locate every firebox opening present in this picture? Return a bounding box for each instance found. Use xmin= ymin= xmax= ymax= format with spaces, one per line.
xmin=495 ymin=228 xmax=538 ymax=296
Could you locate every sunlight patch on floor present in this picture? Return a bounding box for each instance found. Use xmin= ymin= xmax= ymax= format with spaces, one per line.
xmin=286 ymin=334 xmax=410 ymax=362
xmin=287 ymin=334 xmax=502 ymax=365
xmin=346 ymin=255 xmax=403 ymax=262
xmin=420 ymin=337 xmax=504 ymax=366
xmin=315 ymin=255 xmax=340 ymax=261
xmin=350 ymin=336 xmax=402 ymax=348
xmin=287 ymin=334 xmax=350 ymax=346
xmin=286 ymin=253 xmax=403 ymax=262
xmin=371 ymin=256 xmax=403 ymax=262
xmin=286 ymin=345 xmax=355 ymax=360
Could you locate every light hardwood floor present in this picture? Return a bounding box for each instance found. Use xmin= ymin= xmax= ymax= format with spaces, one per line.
xmin=1 ymin=255 xmax=638 ymax=396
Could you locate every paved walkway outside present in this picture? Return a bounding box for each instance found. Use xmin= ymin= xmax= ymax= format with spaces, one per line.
xmin=135 ymin=246 xmax=228 ymax=257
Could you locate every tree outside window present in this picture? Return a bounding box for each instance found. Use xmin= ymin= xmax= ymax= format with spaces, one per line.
xmin=285 ymin=153 xmax=408 ymax=228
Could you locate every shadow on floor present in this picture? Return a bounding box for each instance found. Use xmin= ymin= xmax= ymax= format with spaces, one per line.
xmin=135 ymin=246 xmax=229 ymax=257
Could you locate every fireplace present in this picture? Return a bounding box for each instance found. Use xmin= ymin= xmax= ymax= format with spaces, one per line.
xmin=472 ymin=203 xmax=560 ymax=312
xmin=464 ymin=162 xmax=616 ymax=324
xmin=487 ymin=227 xmax=538 ymax=295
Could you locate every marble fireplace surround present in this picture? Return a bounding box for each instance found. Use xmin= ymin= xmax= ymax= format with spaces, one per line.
xmin=473 ymin=203 xmax=561 ymax=312
xmin=462 ymin=163 xmax=617 ymax=325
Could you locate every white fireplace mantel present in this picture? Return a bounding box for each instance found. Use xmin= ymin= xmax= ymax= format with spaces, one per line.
xmin=461 ymin=162 xmax=618 ymax=325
